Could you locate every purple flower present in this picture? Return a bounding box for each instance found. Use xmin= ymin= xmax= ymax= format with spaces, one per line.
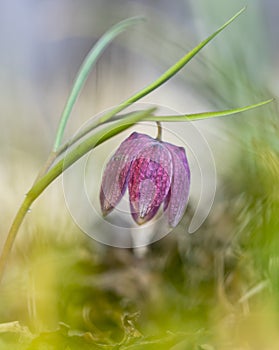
xmin=100 ymin=132 xmax=190 ymax=227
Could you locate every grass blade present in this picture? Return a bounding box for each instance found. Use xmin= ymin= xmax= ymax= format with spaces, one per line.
xmin=53 ymin=16 xmax=144 ymax=151
xmin=94 ymin=7 xmax=246 ymax=125
xmin=147 ymin=99 xmax=273 ymax=122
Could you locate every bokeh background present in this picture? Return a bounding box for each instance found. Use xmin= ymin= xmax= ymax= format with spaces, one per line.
xmin=0 ymin=0 xmax=279 ymax=349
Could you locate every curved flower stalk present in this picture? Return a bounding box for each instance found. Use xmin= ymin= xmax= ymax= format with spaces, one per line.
xmin=0 ymin=8 xmax=273 ymax=284
xmin=100 ymin=132 xmax=190 ymax=227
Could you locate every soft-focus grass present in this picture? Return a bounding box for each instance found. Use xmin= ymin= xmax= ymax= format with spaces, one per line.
xmin=0 ymin=1 xmax=279 ymax=349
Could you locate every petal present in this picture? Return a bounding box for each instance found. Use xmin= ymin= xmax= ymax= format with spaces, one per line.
xmin=128 ymin=142 xmax=173 ymax=224
xmin=130 ymin=177 xmax=161 ymax=225
xmin=164 ymin=143 xmax=190 ymax=227
xmin=100 ymin=132 xmax=154 ymax=215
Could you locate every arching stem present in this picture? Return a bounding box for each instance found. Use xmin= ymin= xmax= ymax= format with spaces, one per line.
xmin=0 ymin=195 xmax=33 ymax=283
xmin=156 ymin=122 xmax=162 ymax=140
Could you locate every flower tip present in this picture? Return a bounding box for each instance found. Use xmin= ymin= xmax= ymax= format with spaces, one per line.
xmin=131 ymin=211 xmax=151 ymax=225
xmin=136 ymin=216 xmax=148 ymax=225
xmin=100 ymin=194 xmax=114 ymax=217
xmin=101 ymin=208 xmax=110 ymax=217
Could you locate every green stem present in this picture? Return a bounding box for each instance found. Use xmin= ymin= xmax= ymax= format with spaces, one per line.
xmin=0 ymin=108 xmax=156 ymax=284
xmin=0 ymin=195 xmax=33 ymax=283
xmin=156 ymin=122 xmax=162 ymax=140
xmin=34 ymin=151 xmax=57 ymax=182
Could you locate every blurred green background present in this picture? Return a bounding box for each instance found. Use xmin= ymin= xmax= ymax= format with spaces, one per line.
xmin=0 ymin=0 xmax=279 ymax=349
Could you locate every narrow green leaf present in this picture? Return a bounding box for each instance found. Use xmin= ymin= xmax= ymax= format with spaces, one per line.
xmin=93 ymin=7 xmax=246 ymax=126
xmin=146 ymin=99 xmax=273 ymax=122
xmin=60 ymin=99 xmax=272 ymax=157
xmin=53 ymin=16 xmax=144 ymax=151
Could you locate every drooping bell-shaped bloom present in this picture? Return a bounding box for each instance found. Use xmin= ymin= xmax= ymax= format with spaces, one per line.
xmin=100 ymin=132 xmax=190 ymax=227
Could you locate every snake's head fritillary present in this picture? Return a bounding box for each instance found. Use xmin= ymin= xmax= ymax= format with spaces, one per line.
xmin=100 ymin=132 xmax=190 ymax=227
